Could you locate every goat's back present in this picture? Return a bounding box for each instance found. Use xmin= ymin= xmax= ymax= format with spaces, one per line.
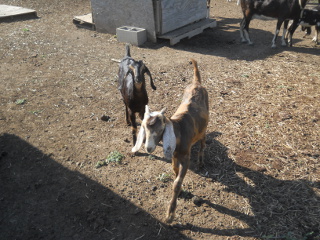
xmin=118 ymin=57 xmax=134 ymax=92
xmin=171 ymin=80 xmax=209 ymax=151
xmin=173 ymin=59 xmax=208 ymax=119
xmin=241 ymin=0 xmax=307 ymax=19
xmin=300 ymin=8 xmax=320 ymax=26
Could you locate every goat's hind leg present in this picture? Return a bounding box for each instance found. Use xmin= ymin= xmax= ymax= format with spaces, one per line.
xmin=286 ymin=20 xmax=299 ymax=47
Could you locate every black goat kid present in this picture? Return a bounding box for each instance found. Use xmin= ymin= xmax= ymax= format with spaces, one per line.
xmin=118 ymin=44 xmax=156 ymax=146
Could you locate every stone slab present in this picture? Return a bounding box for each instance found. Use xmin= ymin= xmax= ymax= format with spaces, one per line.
xmin=0 ymin=5 xmax=37 ymax=19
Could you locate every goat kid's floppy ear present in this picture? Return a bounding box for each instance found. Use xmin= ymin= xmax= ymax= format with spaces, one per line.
xmin=132 ymin=125 xmax=145 ymax=153
xmin=132 ymin=105 xmax=150 ymax=153
xmin=162 ymin=120 xmax=176 ymax=160
xmin=144 ymin=66 xmax=156 ymax=90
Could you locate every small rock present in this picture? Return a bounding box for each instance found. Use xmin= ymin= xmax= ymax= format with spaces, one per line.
xmin=101 ymin=115 xmax=110 ymax=121
xmin=220 ymin=90 xmax=228 ymax=96
xmin=192 ymin=196 xmax=203 ymax=206
xmin=279 ymin=111 xmax=293 ymax=121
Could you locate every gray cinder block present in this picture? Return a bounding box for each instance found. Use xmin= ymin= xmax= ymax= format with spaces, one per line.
xmin=116 ymin=26 xmax=147 ymax=46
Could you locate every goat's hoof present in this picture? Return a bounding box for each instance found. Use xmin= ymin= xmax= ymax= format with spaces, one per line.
xmin=165 ymin=214 xmax=174 ymax=224
xmin=248 ymin=42 xmax=254 ymax=46
xmin=127 ymin=152 xmax=136 ymax=158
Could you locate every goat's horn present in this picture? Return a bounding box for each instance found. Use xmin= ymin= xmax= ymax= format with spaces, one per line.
xmin=144 ymin=66 xmax=156 ymax=90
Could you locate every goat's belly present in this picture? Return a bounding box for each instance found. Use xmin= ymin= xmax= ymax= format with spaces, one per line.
xmin=252 ymin=14 xmax=276 ymax=20
xmin=300 ymin=19 xmax=320 ymax=27
xmin=300 ymin=21 xmax=313 ymax=27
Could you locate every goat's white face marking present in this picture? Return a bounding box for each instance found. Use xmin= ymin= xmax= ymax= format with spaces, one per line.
xmin=142 ymin=108 xmax=166 ymax=153
xmin=132 ymin=106 xmax=168 ymax=154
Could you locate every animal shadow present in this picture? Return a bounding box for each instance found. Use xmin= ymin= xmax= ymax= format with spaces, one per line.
xmin=0 ymin=133 xmax=191 ymax=240
xmin=187 ymin=131 xmax=320 ymax=239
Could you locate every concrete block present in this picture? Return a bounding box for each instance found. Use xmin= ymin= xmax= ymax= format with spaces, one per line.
xmin=116 ymin=26 xmax=147 ymax=46
xmin=91 ymin=0 xmax=157 ymax=43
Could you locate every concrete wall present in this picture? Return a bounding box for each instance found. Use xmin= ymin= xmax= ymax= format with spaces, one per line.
xmin=91 ymin=0 xmax=157 ymax=42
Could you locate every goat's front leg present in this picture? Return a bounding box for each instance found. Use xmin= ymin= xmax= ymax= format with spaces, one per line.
xmin=128 ymin=109 xmax=137 ymax=146
xmin=138 ymin=107 xmax=145 ymax=121
xmin=312 ymin=29 xmax=319 ymax=44
xmin=172 ymin=155 xmax=179 ymax=177
xmin=271 ymin=19 xmax=284 ymax=48
xmin=281 ymin=20 xmax=289 ymax=47
xmin=166 ymin=155 xmax=189 ymax=223
xmin=240 ymin=17 xmax=254 ymax=45
xmin=125 ymin=106 xmax=131 ymax=126
xmin=240 ymin=18 xmax=247 ymax=43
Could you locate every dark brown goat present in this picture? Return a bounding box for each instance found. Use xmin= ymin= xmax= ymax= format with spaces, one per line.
xmin=132 ymin=59 xmax=209 ymax=223
xmin=118 ymin=44 xmax=156 ymax=146
xmin=240 ymin=0 xmax=308 ymax=47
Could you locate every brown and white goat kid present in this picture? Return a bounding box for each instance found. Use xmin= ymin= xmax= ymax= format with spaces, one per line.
xmin=118 ymin=44 xmax=156 ymax=146
xmin=132 ymin=59 xmax=209 ymax=223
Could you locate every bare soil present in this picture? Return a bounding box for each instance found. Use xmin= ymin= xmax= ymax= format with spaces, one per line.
xmin=0 ymin=0 xmax=319 ymax=239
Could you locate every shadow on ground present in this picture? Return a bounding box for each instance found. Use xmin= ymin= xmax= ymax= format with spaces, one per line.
xmin=185 ymin=132 xmax=320 ymax=239
xmin=146 ymin=17 xmax=320 ymax=61
xmin=0 ymin=133 xmax=190 ymax=240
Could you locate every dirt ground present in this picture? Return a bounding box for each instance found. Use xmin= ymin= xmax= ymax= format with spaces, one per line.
xmin=1 ymin=0 xmax=319 ymax=239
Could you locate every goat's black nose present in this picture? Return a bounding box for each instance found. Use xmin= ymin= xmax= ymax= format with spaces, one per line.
xmin=146 ymin=147 xmax=153 ymax=153
xmin=135 ymin=76 xmax=143 ymax=83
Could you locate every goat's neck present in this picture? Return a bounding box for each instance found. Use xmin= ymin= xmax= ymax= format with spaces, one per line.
xmin=167 ymin=117 xmax=181 ymax=146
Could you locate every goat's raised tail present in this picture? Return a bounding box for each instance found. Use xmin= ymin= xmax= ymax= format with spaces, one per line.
xmin=190 ymin=59 xmax=201 ymax=84
xmin=125 ymin=44 xmax=131 ymax=57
